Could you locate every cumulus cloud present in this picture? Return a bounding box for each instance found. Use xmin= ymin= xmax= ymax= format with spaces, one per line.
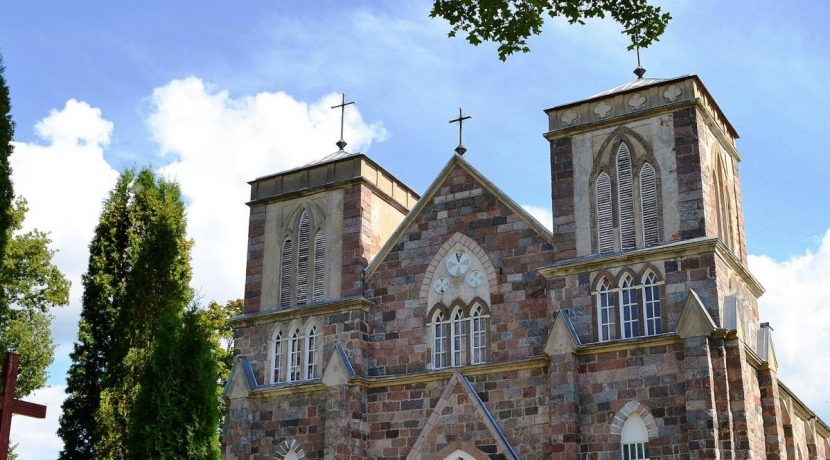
xmin=521 ymin=204 xmax=553 ymax=232
xmin=149 ymin=77 xmax=388 ymax=304
xmin=10 ymin=99 xmax=120 ymax=353
xmin=9 ymin=385 xmax=66 ymax=460
xmin=749 ymin=230 xmax=830 ymax=422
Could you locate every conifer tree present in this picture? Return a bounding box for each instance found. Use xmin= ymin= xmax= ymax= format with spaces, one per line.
xmin=127 ymin=307 xmax=220 ymax=459
xmin=58 ymin=172 xmax=134 ymax=460
xmin=95 ymin=169 xmax=193 ymax=459
xmin=0 ymin=55 xmax=17 ymax=315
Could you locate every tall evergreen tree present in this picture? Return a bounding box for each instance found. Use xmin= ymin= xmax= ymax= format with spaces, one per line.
xmin=127 ymin=307 xmax=220 ymax=459
xmin=58 ymin=172 xmax=134 ymax=460
xmin=95 ymin=169 xmax=193 ymax=459
xmin=1 ymin=54 xmax=17 ymax=317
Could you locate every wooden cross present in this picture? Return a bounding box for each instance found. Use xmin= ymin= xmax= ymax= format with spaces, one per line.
xmin=0 ymin=352 xmax=47 ymax=460
xmin=449 ymin=107 xmax=472 ymax=155
xmin=330 ymin=92 xmax=355 ymax=151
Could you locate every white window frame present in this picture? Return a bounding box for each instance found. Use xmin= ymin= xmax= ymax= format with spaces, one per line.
xmin=470 ymin=304 xmax=487 ymax=365
xmin=305 ymin=325 xmax=318 ymax=380
xmin=642 ymin=272 xmax=662 ymax=336
xmin=450 ymin=308 xmax=467 ymax=367
xmin=597 ymin=280 xmax=615 ymax=342
xmin=288 ymin=329 xmax=303 ymax=382
xmin=432 ymin=312 xmax=449 ymax=369
xmin=619 ymin=275 xmax=639 ymax=339
xmin=271 ymin=331 xmax=284 ymax=383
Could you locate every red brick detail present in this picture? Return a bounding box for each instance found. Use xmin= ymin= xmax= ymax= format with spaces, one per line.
xmin=759 ymin=368 xmax=786 ymax=460
xmin=682 ymin=336 xmax=720 ymax=459
xmin=550 ymin=136 xmax=576 ymax=261
xmin=244 ymin=204 xmax=266 ymax=313
xmin=673 ymin=107 xmax=707 ymax=240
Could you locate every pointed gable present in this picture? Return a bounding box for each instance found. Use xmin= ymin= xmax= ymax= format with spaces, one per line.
xmin=365 ymin=153 xmax=557 ymax=376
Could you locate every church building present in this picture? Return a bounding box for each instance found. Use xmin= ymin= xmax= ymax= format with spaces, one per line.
xmin=222 ymin=74 xmax=830 ymax=459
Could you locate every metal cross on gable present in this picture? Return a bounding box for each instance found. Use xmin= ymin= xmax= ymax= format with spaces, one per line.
xmin=1 ymin=352 xmax=47 ymax=460
xmin=331 ymin=92 xmax=355 ymax=151
xmin=449 ymin=107 xmax=472 ymax=155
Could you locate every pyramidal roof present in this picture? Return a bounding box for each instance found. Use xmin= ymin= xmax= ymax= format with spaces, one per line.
xmin=589 ymin=77 xmax=670 ymax=98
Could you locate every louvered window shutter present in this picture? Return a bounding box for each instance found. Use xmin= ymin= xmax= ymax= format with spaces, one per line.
xmin=312 ymin=230 xmax=326 ymax=302
xmin=296 ymin=212 xmax=310 ymax=305
xmin=640 ymin=163 xmax=659 ymax=246
xmin=279 ymin=239 xmax=293 ymax=307
xmin=596 ymin=173 xmax=614 ymax=253
xmin=616 ymin=142 xmax=636 ymax=250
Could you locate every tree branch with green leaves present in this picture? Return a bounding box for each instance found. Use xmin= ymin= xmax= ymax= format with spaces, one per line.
xmin=430 ymin=0 xmax=671 ymax=61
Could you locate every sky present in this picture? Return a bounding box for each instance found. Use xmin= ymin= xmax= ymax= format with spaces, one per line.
xmin=2 ymin=1 xmax=830 ymax=458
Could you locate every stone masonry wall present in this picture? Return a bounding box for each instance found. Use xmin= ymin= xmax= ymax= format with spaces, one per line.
xmin=365 ymin=164 xmax=555 ymax=375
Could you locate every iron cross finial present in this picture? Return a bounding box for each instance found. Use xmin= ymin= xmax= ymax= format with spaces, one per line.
xmin=448 ymin=107 xmax=472 ymax=155
xmin=331 ymin=92 xmax=355 ymax=151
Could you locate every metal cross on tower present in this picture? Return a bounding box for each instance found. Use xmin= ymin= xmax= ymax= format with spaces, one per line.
xmin=331 ymin=92 xmax=355 ymax=151
xmin=0 ymin=352 xmax=47 ymax=460
xmin=449 ymin=107 xmax=472 ymax=156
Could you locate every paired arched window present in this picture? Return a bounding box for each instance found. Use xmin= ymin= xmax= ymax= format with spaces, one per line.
xmin=430 ymin=301 xmax=489 ymax=369
xmin=270 ymin=321 xmax=321 ymax=383
xmin=279 ymin=210 xmax=327 ymax=307
xmin=595 ymin=271 xmax=663 ymax=342
xmin=595 ymin=141 xmax=660 ymax=253
xmin=621 ymin=414 xmax=650 ymax=459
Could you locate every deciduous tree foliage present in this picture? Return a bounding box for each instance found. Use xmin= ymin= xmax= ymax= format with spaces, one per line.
xmin=59 ymin=172 xmax=133 ymax=460
xmin=430 ymin=0 xmax=672 ymax=61
xmin=0 ymin=198 xmax=70 ymax=397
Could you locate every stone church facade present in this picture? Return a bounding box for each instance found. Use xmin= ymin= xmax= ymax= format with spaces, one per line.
xmin=223 ymin=76 xmax=830 ymax=459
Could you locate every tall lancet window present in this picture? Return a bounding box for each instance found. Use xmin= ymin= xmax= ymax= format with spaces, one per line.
xmin=619 ymin=274 xmax=639 ymax=339
xmin=272 ymin=331 xmax=283 ymax=383
xmin=289 ymin=329 xmax=302 ymax=382
xmin=312 ymin=230 xmax=326 ymax=302
xmin=642 ymin=272 xmax=662 ymax=336
xmin=616 ymin=142 xmax=636 ymax=250
xmin=296 ymin=211 xmax=311 ymax=305
xmin=450 ymin=308 xmax=467 ymax=367
xmin=279 ymin=239 xmax=294 ymax=307
xmin=305 ymin=326 xmax=318 ymax=379
xmin=639 ymin=163 xmax=659 ymax=247
xmin=470 ymin=304 xmax=487 ymax=364
xmin=432 ymin=311 xmax=448 ymax=369
xmin=597 ymin=279 xmax=615 ymax=342
xmin=596 ymin=172 xmax=614 ymax=254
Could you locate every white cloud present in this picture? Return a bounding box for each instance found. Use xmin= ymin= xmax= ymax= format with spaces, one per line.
xmin=10 ymin=99 xmax=120 ymax=349
xmin=9 ymin=385 xmax=66 ymax=460
xmin=749 ymin=230 xmax=830 ymax=422
xmin=521 ymin=204 xmax=553 ymax=232
xmin=149 ymin=77 xmax=388 ymax=304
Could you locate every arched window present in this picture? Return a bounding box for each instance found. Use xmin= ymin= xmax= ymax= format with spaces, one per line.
xmin=279 ymin=239 xmax=294 ymax=307
xmin=288 ymin=329 xmax=303 ymax=382
xmin=642 ymin=273 xmax=661 ymax=336
xmin=272 ymin=331 xmax=284 ymax=383
xmin=450 ymin=308 xmax=467 ymax=367
xmin=597 ymin=279 xmax=615 ymax=342
xmin=296 ymin=212 xmax=311 ymax=305
xmin=616 ymin=142 xmax=636 ymax=250
xmin=312 ymin=229 xmax=326 ymax=302
xmin=596 ymin=172 xmax=614 ymax=254
xmin=619 ymin=274 xmax=639 ymax=339
xmin=305 ymin=326 xmax=318 ymax=379
xmin=470 ymin=304 xmax=486 ymax=365
xmin=621 ymin=414 xmax=650 ymax=459
xmin=432 ymin=311 xmax=448 ymax=369
xmin=714 ymin=159 xmax=735 ymax=251
xmin=639 ymin=163 xmax=658 ymax=247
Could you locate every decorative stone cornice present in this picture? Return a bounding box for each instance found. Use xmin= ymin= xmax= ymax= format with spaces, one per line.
xmin=537 ymin=237 xmax=765 ymax=297
xmin=228 ymin=296 xmax=373 ymax=327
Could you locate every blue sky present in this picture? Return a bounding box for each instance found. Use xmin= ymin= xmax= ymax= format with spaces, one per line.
xmin=2 ymin=1 xmax=830 ymax=457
